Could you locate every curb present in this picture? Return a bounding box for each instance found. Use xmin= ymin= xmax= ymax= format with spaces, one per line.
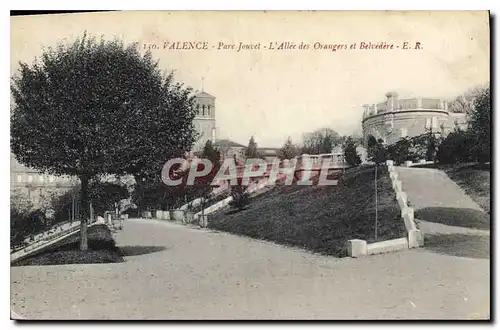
xmin=346 ymin=160 xmax=424 ymax=258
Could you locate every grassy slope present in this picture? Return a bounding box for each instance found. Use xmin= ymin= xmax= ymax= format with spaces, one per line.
xmin=12 ymin=225 xmax=124 ymax=266
xmin=209 ymin=165 xmax=405 ymax=257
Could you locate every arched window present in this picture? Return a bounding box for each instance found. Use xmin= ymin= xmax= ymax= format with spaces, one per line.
xmin=207 ymin=105 xmax=211 ymax=116
xmin=202 ymin=105 xmax=206 ymax=116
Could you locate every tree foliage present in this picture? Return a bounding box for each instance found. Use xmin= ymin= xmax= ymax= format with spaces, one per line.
xmin=343 ymin=136 xmax=361 ymax=166
xmin=468 ymin=86 xmax=491 ymax=163
xmin=245 ymin=136 xmax=260 ymax=159
xmin=88 ymin=181 xmax=129 ymax=215
xmin=277 ymin=137 xmax=300 ymax=160
xmin=11 ymin=33 xmax=198 ymax=249
xmin=447 ymin=85 xmax=487 ymax=115
xmin=436 ymin=86 xmax=490 ymax=164
xmin=436 ymin=128 xmax=475 ymax=164
xmin=11 ymin=34 xmax=198 ymax=181
xmin=201 ymin=140 xmax=221 ymax=165
xmin=197 ymin=140 xmax=222 ymax=211
xmin=229 ymin=184 xmax=250 ymax=210
xmin=366 ymin=136 xmax=387 ymax=165
xmin=301 ymin=128 xmax=342 ymax=154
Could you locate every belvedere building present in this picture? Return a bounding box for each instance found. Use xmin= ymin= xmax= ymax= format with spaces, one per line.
xmin=361 ymin=92 xmax=467 ymax=146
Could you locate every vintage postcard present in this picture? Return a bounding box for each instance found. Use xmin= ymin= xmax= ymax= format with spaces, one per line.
xmin=10 ymin=11 xmax=490 ymax=320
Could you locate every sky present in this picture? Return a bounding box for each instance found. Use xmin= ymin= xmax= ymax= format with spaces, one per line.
xmin=11 ymin=11 xmax=490 ymax=148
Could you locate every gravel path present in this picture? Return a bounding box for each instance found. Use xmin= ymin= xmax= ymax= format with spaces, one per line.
xmin=395 ymin=167 xmax=484 ymax=211
xmin=11 ymin=219 xmax=490 ymax=320
xmin=396 ymin=167 xmax=490 ymax=234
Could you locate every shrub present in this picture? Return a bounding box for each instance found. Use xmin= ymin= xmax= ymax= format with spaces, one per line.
xmin=88 ymin=181 xmax=129 ymax=215
xmin=11 ymin=207 xmax=29 ymax=249
xmin=343 ymin=137 xmax=362 ymax=166
xmin=132 ymin=180 xmax=183 ymax=211
xmin=468 ymin=86 xmax=491 ymax=163
xmin=387 ymin=137 xmax=412 ymax=165
xmin=229 ymin=185 xmax=250 ymax=210
xmin=437 ymin=129 xmax=475 ymax=164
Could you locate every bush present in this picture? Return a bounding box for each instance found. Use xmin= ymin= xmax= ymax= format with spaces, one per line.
xmin=468 ymin=86 xmax=491 ymax=163
xmin=51 ymin=189 xmax=79 ymax=224
xmin=11 ymin=207 xmax=29 ymax=249
xmin=343 ymin=137 xmax=361 ymax=166
xmin=387 ymin=137 xmax=412 ymax=165
xmin=88 ymin=181 xmax=129 ymax=215
xmin=437 ymin=129 xmax=475 ymax=164
xmin=229 ymin=185 xmax=250 ymax=210
xmin=10 ymin=208 xmax=48 ymax=250
xmin=132 ymin=180 xmax=184 ymax=211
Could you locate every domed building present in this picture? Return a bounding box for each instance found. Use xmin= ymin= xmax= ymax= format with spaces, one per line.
xmin=362 ymin=92 xmax=467 ymax=146
xmin=192 ymin=90 xmax=217 ymax=152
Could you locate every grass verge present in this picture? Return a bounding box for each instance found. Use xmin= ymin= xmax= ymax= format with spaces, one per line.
xmin=11 ymin=224 xmax=124 ymax=266
xmin=209 ymin=165 xmax=405 ymax=257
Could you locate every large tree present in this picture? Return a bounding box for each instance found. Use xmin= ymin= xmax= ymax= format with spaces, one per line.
xmin=447 ymin=85 xmax=487 ymax=116
xmin=11 ymin=33 xmax=198 ymax=250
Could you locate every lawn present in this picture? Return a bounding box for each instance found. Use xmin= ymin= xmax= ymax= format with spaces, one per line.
xmin=11 ymin=224 xmax=124 ymax=266
xmin=209 ymin=165 xmax=405 ymax=257
xmin=413 ymin=162 xmax=491 ymax=214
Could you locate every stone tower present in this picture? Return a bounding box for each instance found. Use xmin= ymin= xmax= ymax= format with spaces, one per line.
xmin=193 ymin=89 xmax=216 ymax=152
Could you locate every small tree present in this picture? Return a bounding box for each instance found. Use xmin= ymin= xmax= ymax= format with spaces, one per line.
xmin=366 ymin=135 xmax=378 ymax=160
xmin=277 ymin=137 xmax=300 ymax=160
xmin=245 ymin=136 xmax=260 ymax=159
xmin=198 ymin=140 xmax=222 ymax=216
xmin=343 ymin=136 xmax=361 ymax=166
xmin=369 ymin=138 xmax=387 ymax=165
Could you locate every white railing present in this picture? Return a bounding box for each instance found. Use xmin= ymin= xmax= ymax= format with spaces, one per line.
xmin=11 ymin=219 xmax=96 ymax=263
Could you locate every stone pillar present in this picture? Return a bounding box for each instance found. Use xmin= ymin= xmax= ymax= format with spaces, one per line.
xmin=408 ymin=229 xmax=424 ymax=248
xmin=417 ymin=98 xmax=423 ymax=109
xmin=347 ymin=239 xmax=367 ymax=258
xmin=363 ymin=104 xmax=370 ymax=118
xmin=385 ymin=92 xmax=398 ymax=112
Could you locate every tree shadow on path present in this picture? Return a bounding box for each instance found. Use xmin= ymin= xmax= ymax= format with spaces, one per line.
xmin=424 ymin=234 xmax=490 ymax=259
xmin=415 ymin=207 xmax=490 ymax=230
xmin=119 ymin=246 xmax=167 ymax=257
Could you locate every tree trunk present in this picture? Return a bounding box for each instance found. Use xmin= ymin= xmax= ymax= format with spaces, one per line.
xmin=79 ymin=175 xmax=89 ymax=251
